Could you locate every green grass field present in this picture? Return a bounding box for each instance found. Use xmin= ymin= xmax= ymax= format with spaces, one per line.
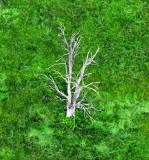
xmin=0 ymin=0 xmax=149 ymax=159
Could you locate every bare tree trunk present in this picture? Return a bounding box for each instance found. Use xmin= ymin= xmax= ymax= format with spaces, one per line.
xmin=66 ymin=43 xmax=73 ymax=117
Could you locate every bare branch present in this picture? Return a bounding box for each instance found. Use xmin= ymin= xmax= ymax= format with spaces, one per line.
xmin=72 ymin=47 xmax=100 ymax=110
xmin=48 ymin=63 xmax=66 ymax=69
xmin=82 ymin=106 xmax=95 ymax=120
xmin=83 ymin=86 xmax=99 ymax=95
xmin=83 ymin=82 xmax=100 ymax=88
xmin=87 ymin=105 xmax=103 ymax=112
xmin=52 ymin=70 xmax=68 ymax=82
xmin=56 ymin=96 xmax=66 ymax=102
xmin=56 ymin=54 xmax=67 ymax=62
xmin=58 ymin=24 xmax=69 ymax=49
xmin=43 ymin=74 xmax=67 ymax=99
xmin=84 ymin=73 xmax=92 ymax=77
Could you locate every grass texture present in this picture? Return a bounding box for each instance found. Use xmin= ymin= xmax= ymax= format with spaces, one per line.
xmin=0 ymin=0 xmax=149 ymax=159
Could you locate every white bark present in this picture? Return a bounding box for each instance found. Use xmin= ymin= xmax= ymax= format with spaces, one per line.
xmin=47 ymin=25 xmax=100 ymax=117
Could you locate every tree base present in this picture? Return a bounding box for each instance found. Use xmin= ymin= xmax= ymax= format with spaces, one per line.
xmin=66 ymin=107 xmax=75 ymax=117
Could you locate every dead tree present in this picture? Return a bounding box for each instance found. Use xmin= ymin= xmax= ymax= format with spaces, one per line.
xmin=45 ymin=25 xmax=100 ymax=117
